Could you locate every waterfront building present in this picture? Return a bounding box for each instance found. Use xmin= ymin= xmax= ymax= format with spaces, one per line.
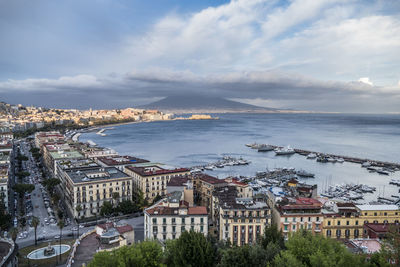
xmin=273 ymin=197 xmax=323 ymax=239
xmin=193 ymin=173 xmax=227 ymax=212
xmin=166 ymin=176 xmax=194 ymax=207
xmin=212 ymin=186 xmax=270 ymax=246
xmin=125 ymin=165 xmax=190 ymax=202
xmin=322 ymin=201 xmax=362 ymax=239
xmin=79 ymin=145 xmax=118 ymax=159
xmin=144 ymin=191 xmax=208 ymax=242
xmin=34 ymin=131 xmax=64 ymax=150
xmin=58 ymin=166 xmax=132 ymax=219
xmin=43 ymin=143 xmax=84 ymax=173
xmin=95 ymin=155 xmax=150 ymax=171
xmin=356 ymin=204 xmax=400 ymax=224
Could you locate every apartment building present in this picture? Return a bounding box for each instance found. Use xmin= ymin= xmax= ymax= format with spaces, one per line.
xmin=58 ymin=166 xmax=132 ymax=218
xmin=273 ymin=197 xmax=323 ymax=239
xmin=34 ymin=131 xmax=64 ymax=150
xmin=224 ymin=177 xmax=253 ymax=198
xmin=213 ymin=186 xmax=270 ymax=246
xmin=125 ymin=165 xmax=190 ymax=202
xmin=356 ymin=204 xmax=400 ymax=224
xmin=193 ymin=174 xmax=227 ymax=212
xmin=144 ymin=191 xmax=208 ymax=242
xmin=43 ymin=143 xmax=84 ymax=173
xmin=322 ymin=202 xmax=362 ymax=239
xmin=0 ymin=164 xmax=9 ymax=211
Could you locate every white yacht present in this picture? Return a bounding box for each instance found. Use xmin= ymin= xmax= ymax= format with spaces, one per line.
xmin=275 ymin=146 xmax=295 ymax=155
xmin=258 ymin=144 xmax=274 ymax=152
xmin=306 ymin=153 xmax=317 ymax=159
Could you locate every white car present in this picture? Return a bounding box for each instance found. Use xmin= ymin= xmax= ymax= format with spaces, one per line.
xmin=79 ymin=224 xmax=84 ymax=229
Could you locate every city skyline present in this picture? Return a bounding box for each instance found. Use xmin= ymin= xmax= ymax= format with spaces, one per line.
xmin=1 ymin=0 xmax=400 ymax=112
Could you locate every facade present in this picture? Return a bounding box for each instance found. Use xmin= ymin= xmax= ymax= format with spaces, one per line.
xmin=34 ymin=131 xmax=64 ymax=151
xmin=125 ymin=165 xmax=190 ymax=202
xmin=0 ymin=164 xmax=8 ymax=211
xmin=144 ymin=191 xmax=208 ymax=242
xmin=273 ymin=197 xmax=323 ymax=239
xmin=96 ymin=155 xmax=149 ymax=171
xmin=193 ymin=174 xmax=227 ymax=212
xmin=96 ymin=223 xmax=135 ymax=246
xmin=213 ymin=186 xmax=270 ymax=246
xmin=224 ymin=177 xmax=253 ymax=198
xmin=80 ymin=146 xmax=118 ymax=159
xmin=356 ymin=204 xmax=400 ymax=224
xmin=322 ymin=202 xmax=362 ymax=239
xmin=44 ymin=144 xmax=84 ymax=173
xmin=58 ymin=166 xmax=132 ymax=218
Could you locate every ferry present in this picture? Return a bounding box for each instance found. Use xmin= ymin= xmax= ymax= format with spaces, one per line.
xmin=275 ymin=146 xmax=295 ymax=155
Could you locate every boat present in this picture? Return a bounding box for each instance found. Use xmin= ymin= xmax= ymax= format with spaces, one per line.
xmin=258 ymin=144 xmax=274 ymax=152
xmin=337 ymin=158 xmax=344 ymax=163
xmin=327 ymin=157 xmax=337 ymax=163
xmin=306 ymin=153 xmax=317 ymax=159
xmin=275 ymin=146 xmax=295 ymax=155
xmin=316 ymin=156 xmax=328 ymax=163
xmin=377 ymin=169 xmax=389 ymax=175
xmin=204 ymin=165 xmax=215 ymax=170
xmin=362 ymin=161 xmax=371 ymax=168
xmin=296 ymin=170 xmax=315 ymax=178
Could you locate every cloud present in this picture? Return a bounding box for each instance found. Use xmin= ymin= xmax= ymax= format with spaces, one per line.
xmin=358 ymin=77 xmax=373 ymax=86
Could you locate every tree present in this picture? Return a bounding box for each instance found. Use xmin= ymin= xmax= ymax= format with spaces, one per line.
xmin=165 ymin=230 xmax=217 ymax=267
xmin=379 ymin=225 xmax=400 ymax=265
xmin=42 ymin=178 xmax=61 ymax=194
xmin=57 ymin=221 xmax=65 ymax=261
xmin=271 ymin=230 xmax=368 ymax=267
xmin=100 ymin=201 xmax=113 ymax=217
xmin=75 ymin=205 xmax=83 ymax=236
xmin=13 ymin=183 xmax=34 ymax=198
xmin=132 ymin=189 xmax=147 ymax=210
xmin=0 ymin=197 xmax=11 ymax=230
xmin=259 ymin=224 xmax=285 ymax=250
xmin=219 ymin=244 xmax=269 ymax=267
xmin=32 ymin=216 xmax=40 ymax=246
xmin=9 ymin=228 xmax=18 ymax=243
xmin=88 ymin=240 xmax=164 ymax=267
xmin=152 ymin=194 xmax=163 ymax=205
xmin=112 ymin=192 xmax=120 ymax=207
xmin=117 ymin=200 xmax=137 ymax=214
xmin=30 ymin=147 xmax=40 ymax=154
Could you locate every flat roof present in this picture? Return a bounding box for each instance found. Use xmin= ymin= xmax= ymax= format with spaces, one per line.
xmin=97 ymin=155 xmax=149 ymax=166
xmin=57 ymin=158 xmax=99 ymax=170
xmin=50 ymin=150 xmax=84 ymax=160
xmin=126 ymin=165 xmax=189 ymax=177
xmin=65 ymin=166 xmax=130 ymax=184
xmin=356 ymin=204 xmax=399 ymax=211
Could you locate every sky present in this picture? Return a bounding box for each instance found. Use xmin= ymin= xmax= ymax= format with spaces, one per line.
xmin=0 ymin=0 xmax=400 ymax=112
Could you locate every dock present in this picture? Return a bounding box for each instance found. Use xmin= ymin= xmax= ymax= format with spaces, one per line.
xmin=249 ymin=144 xmax=400 ymax=170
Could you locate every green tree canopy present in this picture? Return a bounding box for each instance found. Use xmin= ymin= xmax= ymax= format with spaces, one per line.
xmin=100 ymin=201 xmax=113 ymax=216
xmin=165 ymin=230 xmax=217 ymax=267
xmin=13 ymin=183 xmax=35 ymax=197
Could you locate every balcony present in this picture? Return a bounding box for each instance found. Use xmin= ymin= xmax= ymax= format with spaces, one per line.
xmin=283 ymin=221 xmax=290 ymax=225
xmin=314 ymin=229 xmax=321 ymax=232
xmin=315 ymin=221 xmax=322 ymax=224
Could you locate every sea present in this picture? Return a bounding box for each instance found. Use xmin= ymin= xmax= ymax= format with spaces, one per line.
xmin=79 ymin=113 xmax=400 ymax=202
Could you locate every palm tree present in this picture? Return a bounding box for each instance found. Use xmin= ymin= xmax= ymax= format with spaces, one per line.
xmin=32 ymin=216 xmax=40 ymax=245
xmin=57 ymin=220 xmax=65 ymax=261
xmin=10 ymin=227 xmax=18 ymax=243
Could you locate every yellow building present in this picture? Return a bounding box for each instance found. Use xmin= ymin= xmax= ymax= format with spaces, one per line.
xmin=213 ymin=186 xmax=270 ymax=246
xmin=322 ymin=202 xmax=362 ymax=239
xmin=357 ymin=204 xmax=400 ymax=224
xmin=58 ymin=165 xmax=132 ymax=218
xmin=125 ymin=165 xmax=190 ymax=202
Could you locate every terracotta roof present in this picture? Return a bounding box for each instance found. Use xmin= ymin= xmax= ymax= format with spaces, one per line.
xmin=196 ymin=174 xmax=226 ymax=185
xmin=116 ymin=225 xmax=134 ymax=234
xmin=167 ymin=176 xmax=190 ymax=187
xmin=364 ymin=223 xmax=400 ymax=233
xmin=188 ymin=206 xmax=207 ymax=215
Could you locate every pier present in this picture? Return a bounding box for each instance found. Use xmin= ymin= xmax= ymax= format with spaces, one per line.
xmin=248 ymin=144 xmax=400 ymax=170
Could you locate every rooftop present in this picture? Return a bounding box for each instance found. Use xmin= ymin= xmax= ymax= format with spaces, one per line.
xmin=57 ymin=158 xmax=99 ymax=170
xmin=97 ymin=155 xmax=149 ymax=166
xmin=195 ymin=173 xmax=227 ymax=185
xmin=356 ymin=204 xmax=399 ymax=211
xmin=364 ymin=223 xmax=400 ymax=233
xmin=65 ymin=166 xmax=129 ymax=184
xmin=126 ymin=165 xmax=189 ymax=177
xmin=214 ymin=186 xmax=268 ymax=210
xmin=50 ymin=150 xmax=84 ymax=160
xmin=167 ymin=176 xmax=191 ymax=187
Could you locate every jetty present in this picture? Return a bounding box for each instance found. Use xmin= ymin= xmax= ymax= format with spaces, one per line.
xmin=246 ymin=143 xmax=400 ymax=171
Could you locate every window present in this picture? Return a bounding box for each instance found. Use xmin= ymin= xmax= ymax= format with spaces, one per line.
xmin=354 ymin=229 xmax=359 ymax=238
xmin=172 ymin=226 xmax=176 ymax=233
xmin=374 ymin=212 xmax=377 ymax=216
xmin=284 ymin=225 xmax=288 ymax=231
xmin=163 ymin=218 xmax=166 ymax=224
xmin=163 ymin=235 xmax=166 ymax=240
xmin=292 ymin=217 xmax=296 ymax=222
xmin=364 ymin=212 xmax=368 ymax=216
xmin=308 ymin=217 xmax=311 ymax=222
xmin=172 ymin=218 xmax=176 ymax=224
xmin=182 ymin=218 xmax=185 ymax=224
xmin=172 ymin=234 xmax=176 ymax=239
xmin=345 ymin=229 xmax=350 ymax=237
xmin=234 ymin=226 xmax=238 ymax=233
xmin=292 ymin=225 xmax=296 ymax=230
xmin=191 ymin=218 xmax=195 ymax=224
xmin=355 ymin=220 xmax=359 ymax=225
xmin=327 ymin=230 xmax=331 ymax=237
xmin=200 ymin=218 xmax=204 ymax=224
xmin=200 ymin=225 xmax=204 ymax=232
xmin=181 ymin=226 xmax=185 ymax=232
xmin=163 ymin=226 xmax=166 ymax=233
xmin=346 ymin=221 xmax=349 ymax=226
xmin=153 ymin=226 xmax=158 ymax=234
xmin=336 ymin=230 xmax=341 ymax=237
xmin=316 ymin=217 xmax=319 ymax=222
xmin=191 ymin=226 xmax=194 ymax=231
xmin=384 ymin=212 xmax=387 ymax=216
xmin=337 ymin=221 xmax=341 ymax=226
xmin=285 ymin=217 xmax=288 ymax=222
xmin=300 ymin=217 xmax=303 ymax=222
xmin=327 ymin=221 xmax=331 ymax=226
